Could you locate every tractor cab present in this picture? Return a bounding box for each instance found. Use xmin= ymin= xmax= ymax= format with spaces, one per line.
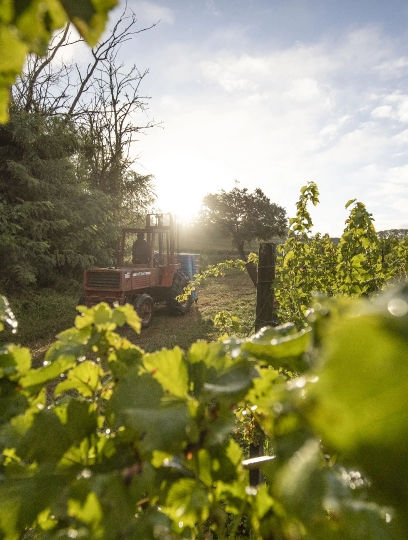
xmin=118 ymin=213 xmax=177 ymax=268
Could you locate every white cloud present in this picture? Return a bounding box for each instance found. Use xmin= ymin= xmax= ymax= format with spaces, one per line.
xmin=285 ymin=78 xmax=322 ymax=102
xmin=370 ymin=93 xmax=408 ymax=123
xmin=134 ymin=23 xmax=408 ymax=234
xmin=319 ymin=115 xmax=351 ymax=140
xmin=373 ymin=56 xmax=408 ymax=78
xmin=397 ymin=99 xmax=408 ymax=122
xmin=385 ymin=164 xmax=408 ymax=187
xmin=199 ymin=46 xmax=334 ymax=96
xmin=392 ymin=129 xmax=408 ymax=144
xmin=371 ymin=105 xmax=393 ymax=119
xmin=131 ymin=1 xmax=174 ymax=25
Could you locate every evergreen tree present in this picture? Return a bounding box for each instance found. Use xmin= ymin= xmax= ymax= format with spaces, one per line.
xmin=0 ymin=109 xmax=116 ymax=289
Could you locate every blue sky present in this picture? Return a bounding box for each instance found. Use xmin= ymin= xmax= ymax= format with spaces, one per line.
xmin=108 ymin=0 xmax=408 ymax=234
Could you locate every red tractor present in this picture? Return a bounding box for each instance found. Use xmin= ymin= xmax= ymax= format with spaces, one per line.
xmin=82 ymin=214 xmax=194 ymax=327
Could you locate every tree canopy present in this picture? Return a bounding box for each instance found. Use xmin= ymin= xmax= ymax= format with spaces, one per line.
xmin=200 ymin=186 xmax=287 ymax=260
xmin=0 ymin=8 xmax=156 ymax=290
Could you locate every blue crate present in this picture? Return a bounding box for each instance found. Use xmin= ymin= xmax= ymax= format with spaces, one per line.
xmin=177 ymin=253 xmax=200 ymax=301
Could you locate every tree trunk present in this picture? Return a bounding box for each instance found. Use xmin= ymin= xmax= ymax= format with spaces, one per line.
xmin=235 ymin=239 xmax=257 ymax=287
xmin=245 ymin=262 xmax=257 ymax=287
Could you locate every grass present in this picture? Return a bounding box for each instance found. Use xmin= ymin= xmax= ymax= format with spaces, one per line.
xmin=1 ymin=282 xmax=81 ymax=347
xmin=127 ymin=268 xmax=256 ymax=352
xmin=1 ymin=266 xmax=256 ymax=359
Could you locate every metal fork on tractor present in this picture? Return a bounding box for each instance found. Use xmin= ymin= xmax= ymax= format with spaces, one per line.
xmin=82 ymin=214 xmax=199 ymax=327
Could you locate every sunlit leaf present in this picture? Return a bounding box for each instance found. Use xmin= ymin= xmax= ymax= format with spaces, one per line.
xmin=164 ymin=479 xmax=209 ymax=528
xmin=0 ymin=345 xmax=31 ymax=380
xmin=20 ymin=355 xmax=76 ymax=389
xmin=54 ymin=360 xmax=103 ymax=397
xmin=309 ymin=288 xmax=408 ymax=516
xmin=143 ymin=347 xmax=188 ymax=398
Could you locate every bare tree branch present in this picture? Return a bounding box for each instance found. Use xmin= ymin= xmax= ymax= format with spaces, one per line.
xmin=24 ymin=25 xmax=70 ymax=112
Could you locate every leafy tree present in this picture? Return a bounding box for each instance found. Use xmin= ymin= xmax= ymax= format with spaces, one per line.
xmin=382 ymin=234 xmax=408 ymax=282
xmin=13 ymin=10 xmax=156 ymax=221
xmin=0 ymin=8 xmax=157 ymax=290
xmin=201 ymin=186 xmax=287 ymax=261
xmin=200 ymin=185 xmax=287 ymax=284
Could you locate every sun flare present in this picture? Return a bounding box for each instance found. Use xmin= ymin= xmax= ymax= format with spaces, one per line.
xmin=155 ymin=185 xmax=203 ymax=225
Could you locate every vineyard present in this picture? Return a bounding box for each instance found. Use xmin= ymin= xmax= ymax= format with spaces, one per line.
xmin=1 ymin=184 xmax=408 ymax=538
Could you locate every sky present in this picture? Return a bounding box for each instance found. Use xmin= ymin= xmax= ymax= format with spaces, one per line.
xmin=106 ymin=0 xmax=408 ymax=235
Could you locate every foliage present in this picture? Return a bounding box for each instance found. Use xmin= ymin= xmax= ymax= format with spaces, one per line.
xmin=1 ymin=284 xmax=408 ymax=537
xmin=10 ymin=9 xmax=156 ymax=221
xmin=213 ymin=310 xmax=242 ymax=334
xmin=178 ymin=257 xmax=249 ymax=302
xmin=275 ymin=182 xmax=334 ymax=326
xmin=200 ymin=185 xmax=287 ymax=261
xmin=0 ymin=0 xmax=118 ymax=122
xmin=191 ymin=182 xmax=407 ymax=329
xmin=0 ymin=9 xmax=156 ymax=291
xmin=0 ymin=285 xmax=82 ymax=346
xmin=381 ymin=233 xmax=408 ymax=282
xmin=274 ymin=183 xmax=406 ymax=326
xmin=336 ymin=200 xmax=383 ymax=295
xmin=0 ymin=109 xmax=117 ymax=289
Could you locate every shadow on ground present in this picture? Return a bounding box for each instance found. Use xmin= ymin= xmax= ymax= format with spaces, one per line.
xmin=123 ymin=302 xmax=216 ymax=352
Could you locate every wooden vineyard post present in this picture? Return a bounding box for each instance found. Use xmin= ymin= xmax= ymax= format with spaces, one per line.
xmin=255 ymin=242 xmax=277 ymax=331
xmin=250 ymin=242 xmax=277 ymax=486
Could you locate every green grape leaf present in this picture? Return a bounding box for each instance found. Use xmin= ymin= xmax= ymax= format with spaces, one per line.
xmin=164 ymin=479 xmax=209 ymax=528
xmin=204 ymin=415 xmax=235 ymax=447
xmin=0 ymin=344 xmax=31 ymax=380
xmin=0 ymin=379 xmax=29 ymax=426
xmin=20 ymin=355 xmax=76 ymax=389
xmin=0 ymin=472 xmax=66 ymax=538
xmin=309 ymin=289 xmax=408 ymax=516
xmin=203 ymin=360 xmax=257 ymax=399
xmin=113 ymin=303 xmax=141 ymax=333
xmin=188 ymin=340 xmax=227 ymax=368
xmin=54 ymin=360 xmax=103 ymax=397
xmin=68 ymin=491 xmax=103 ymax=526
xmin=0 ymin=0 xmax=118 ymax=123
xmin=110 ymin=369 xmax=189 ymax=454
xmin=17 ymin=400 xmax=97 ymax=463
xmin=242 ymin=326 xmax=312 ymax=372
xmin=16 ymin=408 xmax=71 ymax=463
xmin=0 ymin=24 xmax=28 ymax=123
xmin=110 ymin=370 xmax=163 ymax=417
xmin=274 ymin=438 xmax=325 ymax=521
xmin=143 ymin=347 xmax=188 ymax=398
xmin=130 ymin=402 xmax=190 ymax=454
xmin=61 ymin=0 xmax=118 ymax=46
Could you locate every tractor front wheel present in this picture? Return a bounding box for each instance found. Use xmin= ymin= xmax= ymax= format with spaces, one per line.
xmin=167 ymin=271 xmax=193 ymax=315
xmin=134 ymin=294 xmax=154 ymax=328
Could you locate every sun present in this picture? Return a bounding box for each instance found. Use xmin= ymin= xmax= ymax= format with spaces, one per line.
xmin=155 ymin=186 xmax=203 ymax=225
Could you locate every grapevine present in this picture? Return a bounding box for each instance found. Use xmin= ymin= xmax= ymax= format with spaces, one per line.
xmin=1 ymin=288 xmax=408 ymax=538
